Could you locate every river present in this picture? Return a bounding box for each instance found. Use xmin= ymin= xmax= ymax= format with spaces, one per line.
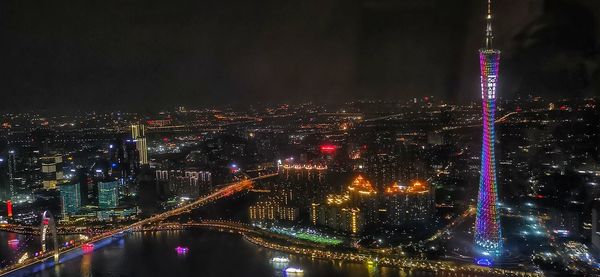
xmin=1 ymin=229 xmax=442 ymax=277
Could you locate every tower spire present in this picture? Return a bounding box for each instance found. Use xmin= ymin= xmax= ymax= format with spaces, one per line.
xmin=485 ymin=0 xmax=494 ymax=49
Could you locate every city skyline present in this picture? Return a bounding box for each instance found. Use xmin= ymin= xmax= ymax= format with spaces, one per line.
xmin=0 ymin=0 xmax=599 ymax=276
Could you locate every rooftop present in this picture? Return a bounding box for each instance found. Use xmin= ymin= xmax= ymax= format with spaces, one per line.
xmin=348 ymin=175 xmax=376 ymax=195
xmin=385 ymin=180 xmax=429 ymax=194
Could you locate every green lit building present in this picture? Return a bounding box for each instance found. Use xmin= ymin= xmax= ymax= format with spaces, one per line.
xmin=59 ymin=182 xmax=81 ymax=216
xmin=98 ymin=180 xmax=119 ymax=209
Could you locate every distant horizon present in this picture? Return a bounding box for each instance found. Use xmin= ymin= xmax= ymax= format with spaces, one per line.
xmin=1 ymin=94 xmax=596 ymax=116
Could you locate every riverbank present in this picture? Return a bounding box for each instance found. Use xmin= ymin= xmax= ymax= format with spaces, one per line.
xmin=242 ymin=233 xmax=541 ymax=277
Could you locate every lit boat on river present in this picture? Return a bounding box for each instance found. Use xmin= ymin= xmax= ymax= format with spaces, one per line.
xmin=284 ymin=267 xmax=304 ymax=274
xmin=272 ymin=257 xmax=290 ymax=263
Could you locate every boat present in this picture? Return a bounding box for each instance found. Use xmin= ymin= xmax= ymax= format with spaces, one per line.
xmin=175 ymin=246 xmax=189 ymax=254
xmin=284 ymin=267 xmax=304 ymax=274
xmin=271 ymin=257 xmax=290 ymax=263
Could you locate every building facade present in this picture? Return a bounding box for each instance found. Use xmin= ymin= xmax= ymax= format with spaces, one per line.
xmin=383 ymin=180 xmax=434 ymax=226
xmin=131 ymin=124 xmax=148 ymax=165
xmin=98 ymin=180 xmax=119 ymax=209
xmin=59 ymin=182 xmax=81 ymax=217
xmin=41 ymin=154 xmax=64 ymax=190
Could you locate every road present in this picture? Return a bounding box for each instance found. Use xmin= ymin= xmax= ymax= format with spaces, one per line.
xmin=0 ymin=173 xmax=277 ymax=276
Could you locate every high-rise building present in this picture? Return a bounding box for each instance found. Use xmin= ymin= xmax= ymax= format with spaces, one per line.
xmin=7 ymin=150 xmax=16 ymax=198
xmin=347 ymin=175 xmax=378 ymax=224
xmin=383 ymin=180 xmax=434 ymax=226
xmin=312 ymin=194 xmax=366 ymax=235
xmin=249 ymin=202 xmax=299 ymax=222
xmin=75 ymin=168 xmax=91 ymax=206
xmin=155 ymin=168 xmax=212 ymax=198
xmin=248 ymin=189 xmax=298 ymax=223
xmin=131 ymin=124 xmax=148 ymax=165
xmin=41 ymin=154 xmax=64 ymax=190
xmin=58 ymin=182 xmax=81 ymax=217
xmin=98 ymin=180 xmax=119 ymax=209
xmin=474 ymin=0 xmax=502 ymax=257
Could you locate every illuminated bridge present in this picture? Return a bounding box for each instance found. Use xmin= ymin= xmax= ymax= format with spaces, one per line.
xmin=0 ymin=173 xmax=277 ymax=276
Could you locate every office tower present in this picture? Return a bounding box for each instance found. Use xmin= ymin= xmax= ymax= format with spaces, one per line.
xmin=41 ymin=154 xmax=64 ymax=190
xmin=75 ymin=168 xmax=90 ymax=206
xmin=131 ymin=124 xmax=148 ymax=165
xmin=98 ymin=180 xmax=119 ymax=209
xmin=58 ymin=182 xmax=81 ymax=217
xmin=474 ymin=0 xmax=502 ymax=256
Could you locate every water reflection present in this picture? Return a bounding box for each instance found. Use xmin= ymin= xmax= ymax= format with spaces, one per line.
xmin=2 ymin=230 xmax=491 ymax=277
xmin=80 ymin=254 xmax=91 ymax=277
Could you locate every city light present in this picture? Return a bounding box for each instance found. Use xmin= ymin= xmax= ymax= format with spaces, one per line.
xmin=320 ymin=144 xmax=337 ymax=154
xmin=0 ymin=0 xmax=595 ymax=275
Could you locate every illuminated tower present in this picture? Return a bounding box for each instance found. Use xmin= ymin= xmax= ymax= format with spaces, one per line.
xmin=474 ymin=0 xmax=502 ymax=256
xmin=7 ymin=150 xmax=16 ymax=198
xmin=131 ymin=124 xmax=148 ymax=165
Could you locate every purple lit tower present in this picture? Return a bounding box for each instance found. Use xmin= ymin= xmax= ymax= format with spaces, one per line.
xmin=474 ymin=0 xmax=502 ymax=256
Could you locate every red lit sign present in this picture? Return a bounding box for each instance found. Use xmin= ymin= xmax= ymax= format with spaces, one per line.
xmin=320 ymin=144 xmax=337 ymax=154
xmin=6 ymin=200 xmax=12 ymax=218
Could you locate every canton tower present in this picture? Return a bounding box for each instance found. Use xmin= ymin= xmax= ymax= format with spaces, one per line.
xmin=474 ymin=0 xmax=502 ymax=256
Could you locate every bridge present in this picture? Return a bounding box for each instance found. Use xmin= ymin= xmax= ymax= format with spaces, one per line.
xmin=0 ymin=173 xmax=277 ymax=276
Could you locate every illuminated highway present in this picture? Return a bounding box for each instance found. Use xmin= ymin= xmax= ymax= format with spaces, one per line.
xmin=425 ymin=206 xmax=476 ymax=243
xmin=442 ymin=111 xmax=519 ymax=131
xmin=0 ymin=173 xmax=277 ymax=276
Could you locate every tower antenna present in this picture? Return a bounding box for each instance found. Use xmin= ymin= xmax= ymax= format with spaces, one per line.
xmin=485 ymin=0 xmax=494 ymax=49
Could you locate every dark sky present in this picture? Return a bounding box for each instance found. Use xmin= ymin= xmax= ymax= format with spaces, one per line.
xmin=0 ymin=0 xmax=598 ymax=112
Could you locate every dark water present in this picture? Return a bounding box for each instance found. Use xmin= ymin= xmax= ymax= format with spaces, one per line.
xmin=1 ymin=230 xmax=439 ymax=277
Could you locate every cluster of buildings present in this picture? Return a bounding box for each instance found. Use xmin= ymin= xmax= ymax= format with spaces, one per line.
xmin=249 ymin=189 xmax=299 ymax=223
xmin=58 ymin=179 xmax=136 ymax=222
xmin=310 ymin=175 xmax=435 ymax=234
xmin=155 ymin=168 xmax=212 ymax=199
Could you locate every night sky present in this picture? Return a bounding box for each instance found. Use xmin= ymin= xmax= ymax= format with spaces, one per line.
xmin=0 ymin=0 xmax=598 ymax=112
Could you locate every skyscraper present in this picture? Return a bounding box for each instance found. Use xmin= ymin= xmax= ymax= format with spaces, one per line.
xmin=41 ymin=154 xmax=65 ymax=190
xmin=59 ymin=182 xmax=81 ymax=217
xmin=131 ymin=124 xmax=148 ymax=165
xmin=98 ymin=180 xmax=119 ymax=209
xmin=474 ymin=0 xmax=502 ymax=256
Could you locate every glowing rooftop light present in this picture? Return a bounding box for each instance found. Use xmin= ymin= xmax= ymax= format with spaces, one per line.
xmin=348 ymin=175 xmax=376 ymax=194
